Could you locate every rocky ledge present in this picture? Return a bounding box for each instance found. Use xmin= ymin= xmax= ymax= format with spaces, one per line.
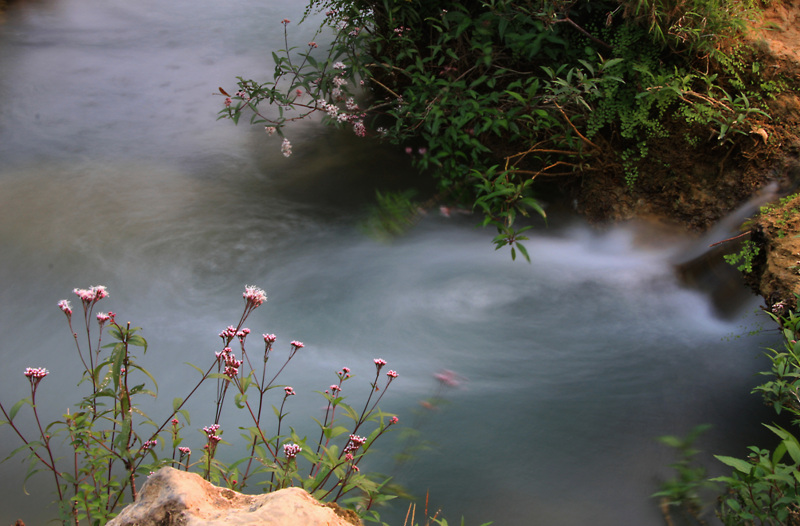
xmin=107 ymin=467 xmax=362 ymax=526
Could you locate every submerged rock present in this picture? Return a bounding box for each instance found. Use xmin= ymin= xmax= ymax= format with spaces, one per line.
xmin=107 ymin=467 xmax=362 ymax=526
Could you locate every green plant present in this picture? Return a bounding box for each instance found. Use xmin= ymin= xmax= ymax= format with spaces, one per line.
xmin=653 ymin=424 xmax=717 ymax=519
xmin=219 ymin=0 xmax=774 ymax=255
xmin=713 ymin=426 xmax=800 ymax=525
xmin=710 ymin=299 xmax=800 ymax=525
xmin=723 ymin=239 xmax=761 ymax=273
xmin=0 ymin=285 xmax=402 ymax=525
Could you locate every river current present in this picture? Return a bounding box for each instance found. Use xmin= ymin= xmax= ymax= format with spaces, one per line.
xmin=0 ymin=1 xmax=782 ymax=524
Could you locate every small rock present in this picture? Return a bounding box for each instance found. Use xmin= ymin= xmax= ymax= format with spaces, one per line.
xmin=107 ymin=467 xmax=361 ymax=526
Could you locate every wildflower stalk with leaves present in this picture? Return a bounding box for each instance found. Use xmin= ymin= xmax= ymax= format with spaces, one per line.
xmin=0 ymin=285 xmax=400 ymax=525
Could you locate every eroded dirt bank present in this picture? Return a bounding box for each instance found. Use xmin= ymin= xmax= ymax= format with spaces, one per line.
xmin=569 ymin=1 xmax=800 ymax=311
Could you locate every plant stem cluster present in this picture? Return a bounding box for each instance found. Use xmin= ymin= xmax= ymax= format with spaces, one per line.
xmin=0 ymin=285 xmax=400 ymax=525
xmin=220 ymin=0 xmax=776 ymax=259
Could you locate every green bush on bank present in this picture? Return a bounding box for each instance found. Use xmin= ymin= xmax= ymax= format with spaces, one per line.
xmin=221 ymin=0 xmax=775 ymax=256
xmin=656 ymin=299 xmax=800 ymax=524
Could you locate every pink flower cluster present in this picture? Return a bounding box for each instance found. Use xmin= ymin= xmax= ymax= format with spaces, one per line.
xmin=283 ymin=443 xmax=302 ymax=459
xmin=290 ymin=340 xmax=304 ymax=349
xmin=243 ymin=285 xmax=267 ymax=307
xmin=24 ymin=367 xmax=49 ymax=379
xmin=353 ymin=120 xmax=366 ymax=137
xmin=203 ymin=424 xmax=222 ymax=444
xmin=142 ymin=439 xmax=157 ymax=451
xmin=434 ymin=369 xmax=461 ymax=387
xmin=219 ymin=326 xmax=237 ymax=340
xmin=263 ymin=333 xmax=277 ymax=343
xmin=284 ymin=386 xmax=295 ymax=396
xmin=57 ymin=299 xmax=72 ymax=317
xmin=281 ymin=138 xmax=292 ymax=158
xmin=72 ymin=285 xmax=109 ymax=304
xmin=344 ymin=434 xmax=366 ymax=454
xmin=178 ymin=446 xmax=191 ymax=456
xmin=215 ymin=347 xmax=243 ymax=378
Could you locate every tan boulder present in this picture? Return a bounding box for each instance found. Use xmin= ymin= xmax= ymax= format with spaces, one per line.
xmin=107 ymin=467 xmax=361 ymax=526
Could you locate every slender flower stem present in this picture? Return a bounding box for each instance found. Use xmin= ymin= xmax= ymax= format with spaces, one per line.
xmin=30 ymin=387 xmax=69 ymax=522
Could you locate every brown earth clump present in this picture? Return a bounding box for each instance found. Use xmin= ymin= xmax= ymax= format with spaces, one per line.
xmin=568 ymin=1 xmax=800 ymax=308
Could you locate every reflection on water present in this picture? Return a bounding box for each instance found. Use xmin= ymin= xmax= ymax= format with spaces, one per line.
xmin=0 ymin=1 xmax=781 ymax=525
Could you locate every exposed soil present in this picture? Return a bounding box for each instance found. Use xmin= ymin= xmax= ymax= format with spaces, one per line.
xmin=569 ymin=1 xmax=800 ymax=311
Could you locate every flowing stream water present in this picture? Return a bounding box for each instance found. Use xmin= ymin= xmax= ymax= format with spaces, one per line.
xmin=0 ymin=1 xmax=784 ymax=525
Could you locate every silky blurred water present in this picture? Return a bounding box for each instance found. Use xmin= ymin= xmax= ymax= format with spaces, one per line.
xmin=0 ymin=1 xmax=782 ymax=525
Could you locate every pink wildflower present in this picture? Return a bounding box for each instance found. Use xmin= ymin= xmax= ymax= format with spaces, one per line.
xmin=344 ymin=434 xmax=366 ymax=453
xmin=243 ymin=285 xmax=267 ymax=308
xmin=434 ymin=369 xmax=461 ymax=387
xmin=330 ymin=384 xmax=341 ymax=393
xmin=281 ymin=18 xmax=290 ymax=25
xmin=283 ymin=443 xmax=301 ymax=459
xmin=96 ymin=312 xmax=110 ymax=324
xmin=284 ymin=386 xmax=295 ymax=396
xmin=203 ymin=424 xmax=221 ymax=443
xmin=24 ymin=367 xmax=49 ymax=379
xmin=308 ymin=41 xmax=318 ymax=48
xmin=386 ymin=370 xmax=398 ymax=379
xmin=374 ymin=358 xmax=387 ymax=371
xmin=142 ymin=439 xmax=157 ymax=451
xmin=222 ymin=352 xmax=243 ymax=378
xmin=265 ymin=126 xmax=276 ymax=136
xmin=73 ymin=285 xmax=108 ymax=304
xmin=178 ymin=446 xmax=191 ymax=455
xmin=171 ymin=419 xmax=179 ymax=426
xmin=263 ymin=333 xmax=277 ymax=343
xmin=281 ymin=138 xmax=292 ymax=157
xmin=219 ymin=325 xmax=237 ymax=340
xmin=215 ymin=346 xmax=233 ymax=360
xmin=353 ymin=120 xmax=366 ymax=137
xmin=224 ymin=97 xmax=232 ymax=108
xmin=57 ymin=299 xmax=72 ymax=318
xmin=24 ymin=367 xmax=49 ymax=389
xmin=390 ymin=416 xmax=399 ymax=425
xmin=290 ymin=340 xmax=304 ymax=349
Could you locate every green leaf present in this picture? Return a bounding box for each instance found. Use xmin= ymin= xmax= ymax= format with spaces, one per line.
xmin=516 ymin=242 xmax=531 ymax=263
xmin=8 ymin=398 xmax=30 ymax=422
xmin=765 ymin=424 xmax=800 ymax=464
xmin=185 ymin=362 xmax=206 ymax=376
xmin=714 ymin=455 xmax=753 ymax=474
xmin=127 ymin=334 xmax=147 ymax=350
